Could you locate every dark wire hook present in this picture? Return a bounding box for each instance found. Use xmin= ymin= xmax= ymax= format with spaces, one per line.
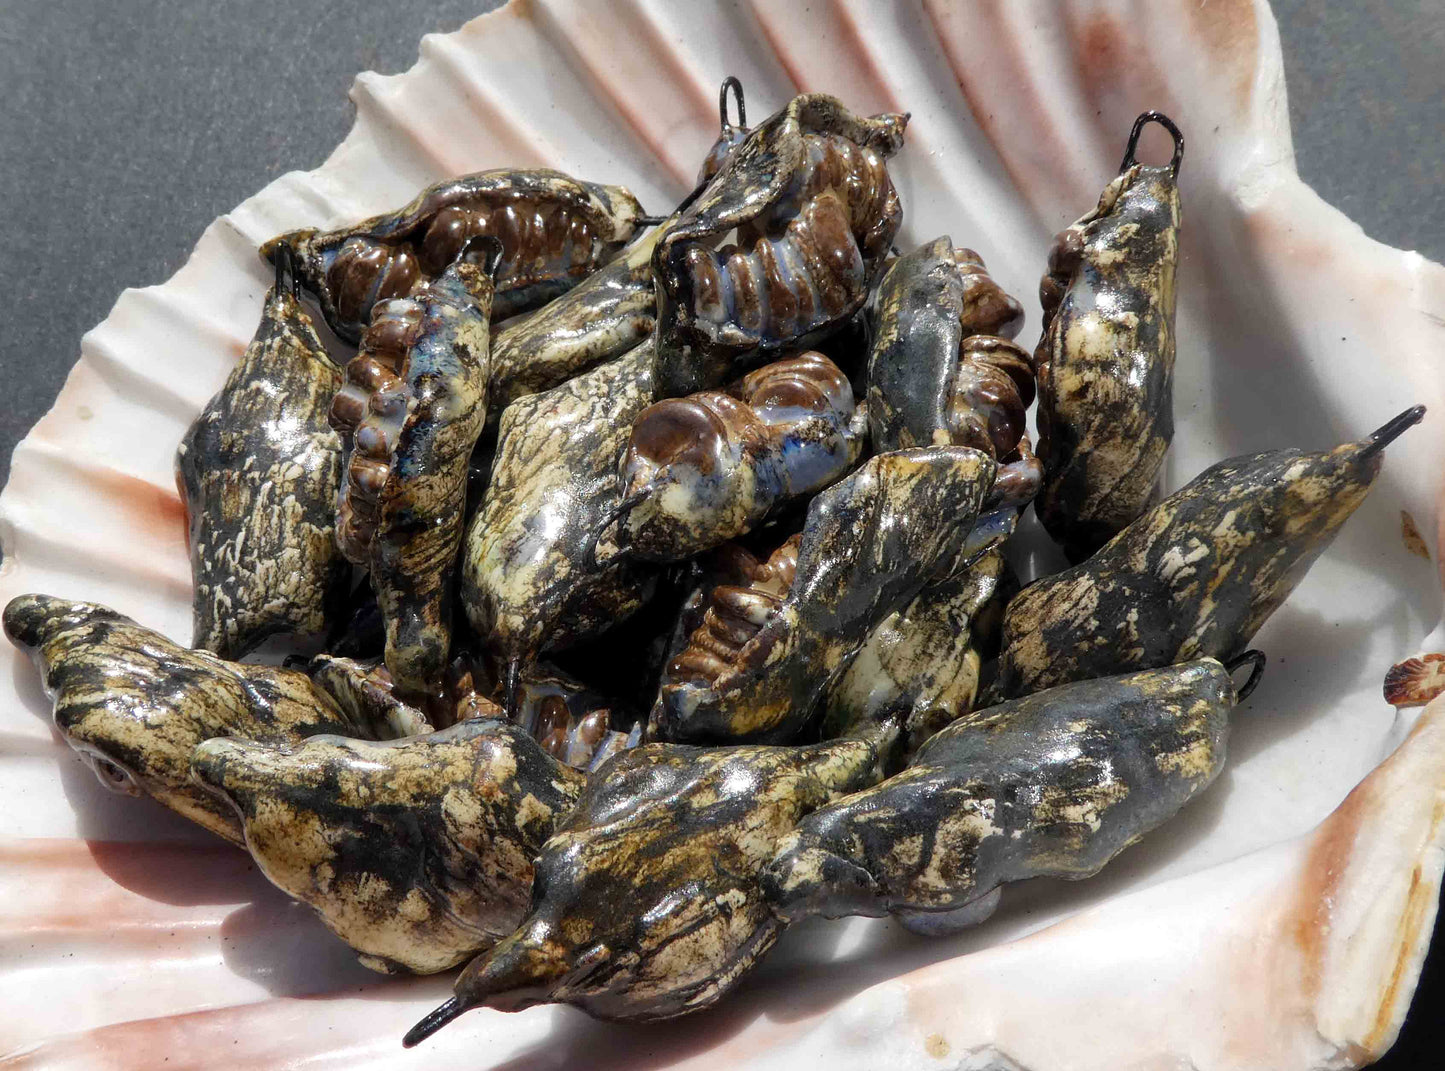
xmin=1225 ymin=649 xmax=1267 ymax=703
xmin=457 ymin=233 xmax=506 ymax=276
xmin=582 ymin=489 xmax=649 ymax=571
xmin=1120 ymin=111 xmax=1184 ymax=177
xmin=719 ymin=75 xmax=746 ymax=132
xmin=273 ymin=241 xmax=303 ymax=300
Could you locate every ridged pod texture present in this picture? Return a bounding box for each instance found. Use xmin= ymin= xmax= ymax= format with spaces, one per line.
xmin=263 ymin=168 xmax=645 ymax=342
xmin=330 ymin=259 xmax=495 ymax=695
xmin=654 ymin=94 xmax=906 ymax=396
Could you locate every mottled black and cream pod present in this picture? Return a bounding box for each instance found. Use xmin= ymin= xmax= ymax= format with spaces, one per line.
xmin=654 ymin=446 xmax=997 ymax=745
xmin=865 ymin=238 xmax=1030 ymax=455
xmin=191 ymin=718 xmax=585 ymax=975
xmin=403 ymin=734 xmax=879 ymax=1044
xmin=866 ymin=237 xmax=967 ymax=450
xmin=653 ymin=93 xmax=907 ymax=397
xmin=487 ymin=224 xmax=663 ymax=422
xmin=332 ymin=257 xmax=494 ymax=696
xmin=262 ymin=168 xmax=646 ymax=343
xmin=2 ymin=594 xmax=364 ymax=845
xmin=764 ymin=658 xmax=1241 ymax=933
xmin=461 ymin=340 xmax=660 ymax=689
xmin=823 ymin=508 xmax=1019 ymax=765
xmin=1034 ymin=113 xmax=1184 ymax=562
xmin=616 ymin=351 xmax=866 ymax=561
xmin=175 ymin=260 xmax=348 ymax=661
xmin=997 ymin=407 xmax=1424 ymax=698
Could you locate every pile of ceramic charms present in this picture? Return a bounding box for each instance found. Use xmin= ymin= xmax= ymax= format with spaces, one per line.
xmin=4 ymin=80 xmax=1423 ymax=1047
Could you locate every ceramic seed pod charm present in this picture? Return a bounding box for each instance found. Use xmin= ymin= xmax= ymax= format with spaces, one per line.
xmin=461 ymin=340 xmax=659 ymax=702
xmin=1034 ymin=113 xmax=1185 ymax=561
xmin=175 ymin=245 xmax=349 ymax=660
xmin=487 ymin=222 xmax=664 ymax=420
xmin=330 ymin=243 xmax=497 ymax=696
xmin=822 ymin=508 xmax=1019 ymax=763
xmin=649 ymin=534 xmax=803 ymax=736
xmin=191 ymin=718 xmax=585 ymax=974
xmin=655 ymin=445 xmax=997 ymax=745
xmin=653 ymin=93 xmax=907 ymax=397
xmin=996 ymin=406 xmax=1425 ymax=699
xmin=263 ymin=169 xmax=646 ymax=342
xmin=764 ymin=656 xmax=1262 ymax=935
xmin=866 ymin=237 xmax=1031 ymax=459
xmin=403 ymin=734 xmax=880 ymax=1044
xmin=614 ymin=351 xmax=865 ymax=560
xmin=2 ymin=595 xmax=363 ymax=845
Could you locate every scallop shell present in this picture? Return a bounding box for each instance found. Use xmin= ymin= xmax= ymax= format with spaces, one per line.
xmin=2 ymin=1 xmax=1443 ymax=1067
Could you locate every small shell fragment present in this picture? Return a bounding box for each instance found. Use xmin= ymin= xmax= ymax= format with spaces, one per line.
xmin=1383 ymin=654 xmax=1445 ymax=708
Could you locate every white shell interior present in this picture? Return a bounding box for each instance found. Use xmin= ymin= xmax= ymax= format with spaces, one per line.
xmin=2 ymin=1 xmax=1444 ymax=1067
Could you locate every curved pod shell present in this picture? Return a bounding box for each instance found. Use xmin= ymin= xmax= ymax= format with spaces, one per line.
xmin=657 ymin=445 xmax=996 ymax=744
xmin=408 ymin=735 xmax=880 ymax=1041
xmin=823 ymin=509 xmax=1019 ymax=760
xmin=3 ymin=1 xmax=1445 ymax=1067
xmin=461 ymin=340 xmax=658 ymax=681
xmin=997 ymin=410 xmax=1422 ymax=699
xmin=193 ymin=718 xmax=585 ymax=975
xmin=264 ymin=168 xmax=645 ymax=342
xmin=331 ymin=257 xmax=495 ymax=695
xmin=766 ymin=659 xmax=1238 ymax=928
xmin=487 ymin=226 xmax=660 ymax=419
xmin=618 ymin=351 xmax=863 ymax=560
xmin=866 ymin=237 xmax=1032 ymax=458
xmin=3 ymin=594 xmax=362 ymax=845
xmin=1034 ymin=118 xmax=1183 ymax=561
xmin=653 ymin=93 xmax=907 ymax=396
xmin=175 ymin=262 xmax=349 ymax=660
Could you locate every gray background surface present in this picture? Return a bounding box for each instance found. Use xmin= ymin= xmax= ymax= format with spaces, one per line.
xmin=1 ymin=0 xmax=1441 ymax=1063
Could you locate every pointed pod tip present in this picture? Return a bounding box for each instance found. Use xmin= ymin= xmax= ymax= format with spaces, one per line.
xmin=403 ymin=996 xmax=466 ymax=1048
xmin=1361 ymin=404 xmax=1426 ymax=458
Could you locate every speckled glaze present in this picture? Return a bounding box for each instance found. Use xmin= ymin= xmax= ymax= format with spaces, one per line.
xmin=1034 ymin=115 xmax=1183 ymax=562
xmin=307 ymin=654 xmax=438 ymax=739
xmin=617 ymin=351 xmax=865 ymax=560
xmin=175 ymin=250 xmax=349 ymax=660
xmin=2 ymin=594 xmax=362 ymax=846
xmin=655 ymin=446 xmax=996 ymax=744
xmin=865 ymin=237 xmax=1031 ymax=458
xmin=3 ymin=2 xmax=1445 ymax=1067
xmin=329 ymin=255 xmax=495 ymax=696
xmin=405 ymin=734 xmax=881 ymax=1043
xmin=487 ymin=225 xmax=662 ymax=419
xmin=767 ymin=659 xmax=1241 ymax=931
xmin=822 ymin=509 xmax=1018 ymax=762
xmin=262 ymin=168 xmax=646 ymax=342
xmin=653 ymin=93 xmax=907 ymax=397
xmin=193 ymin=718 xmax=585 ymax=975
xmin=460 ymin=341 xmax=658 ymax=698
xmin=997 ymin=409 xmax=1423 ymax=700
